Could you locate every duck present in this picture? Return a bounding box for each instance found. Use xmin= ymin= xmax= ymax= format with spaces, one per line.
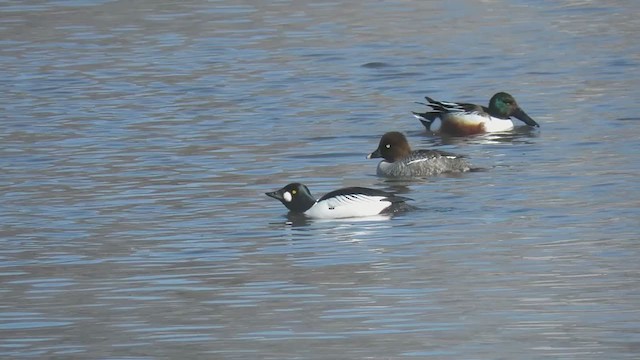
xmin=367 ymin=131 xmax=470 ymax=178
xmin=412 ymin=92 xmax=539 ymax=136
xmin=266 ymin=183 xmax=412 ymax=219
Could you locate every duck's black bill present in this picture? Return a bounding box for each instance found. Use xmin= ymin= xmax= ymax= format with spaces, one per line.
xmin=513 ymin=107 xmax=539 ymax=127
xmin=265 ymin=191 xmax=283 ymax=201
xmin=367 ymin=149 xmax=382 ymax=159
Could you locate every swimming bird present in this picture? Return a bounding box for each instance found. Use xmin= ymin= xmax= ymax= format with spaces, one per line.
xmin=367 ymin=131 xmax=470 ymax=178
xmin=413 ymin=92 xmax=539 ymax=136
xmin=266 ymin=183 xmax=411 ymax=219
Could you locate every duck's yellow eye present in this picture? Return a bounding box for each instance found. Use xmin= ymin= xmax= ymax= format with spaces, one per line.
xmin=291 ymin=190 xmax=297 ymax=195
xmin=385 ymin=144 xmax=391 ymax=149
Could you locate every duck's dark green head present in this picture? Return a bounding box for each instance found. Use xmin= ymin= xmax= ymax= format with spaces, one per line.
xmin=266 ymin=183 xmax=316 ymax=213
xmin=489 ymin=92 xmax=539 ymax=127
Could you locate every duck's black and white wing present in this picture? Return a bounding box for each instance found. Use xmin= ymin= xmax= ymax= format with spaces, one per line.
xmin=305 ymin=187 xmax=410 ymax=219
xmin=399 ymin=150 xmax=471 ymax=175
xmin=408 ymin=149 xmax=466 ymax=162
xmin=425 ymin=97 xmax=488 ymax=115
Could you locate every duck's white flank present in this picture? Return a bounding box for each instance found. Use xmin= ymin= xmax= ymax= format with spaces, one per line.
xmin=304 ymin=194 xmax=391 ymax=219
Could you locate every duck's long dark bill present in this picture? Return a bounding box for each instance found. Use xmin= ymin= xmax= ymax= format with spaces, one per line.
xmin=513 ymin=107 xmax=539 ymax=127
xmin=265 ymin=191 xmax=283 ymax=201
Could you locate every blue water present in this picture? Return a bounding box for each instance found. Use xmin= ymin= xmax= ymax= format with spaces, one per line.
xmin=1 ymin=0 xmax=639 ymax=358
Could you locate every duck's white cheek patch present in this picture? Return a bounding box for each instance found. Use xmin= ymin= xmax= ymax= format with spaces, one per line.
xmin=283 ymin=191 xmax=292 ymax=202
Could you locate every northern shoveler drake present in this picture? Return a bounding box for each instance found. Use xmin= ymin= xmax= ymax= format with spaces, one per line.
xmin=367 ymin=131 xmax=471 ymax=178
xmin=413 ymin=92 xmax=539 ymax=136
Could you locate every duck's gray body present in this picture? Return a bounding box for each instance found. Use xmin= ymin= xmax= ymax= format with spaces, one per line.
xmin=376 ymin=149 xmax=471 ymax=178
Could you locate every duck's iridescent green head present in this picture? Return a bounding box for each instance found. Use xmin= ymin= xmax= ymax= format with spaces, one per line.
xmin=266 ymin=183 xmax=316 ymax=213
xmin=489 ymin=92 xmax=539 ymax=127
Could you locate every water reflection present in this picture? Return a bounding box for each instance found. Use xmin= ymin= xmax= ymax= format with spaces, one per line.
xmin=268 ymin=211 xmax=402 ymax=228
xmin=421 ymin=126 xmax=541 ymax=146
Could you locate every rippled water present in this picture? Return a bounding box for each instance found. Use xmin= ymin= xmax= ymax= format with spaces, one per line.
xmin=2 ymin=0 xmax=639 ymax=358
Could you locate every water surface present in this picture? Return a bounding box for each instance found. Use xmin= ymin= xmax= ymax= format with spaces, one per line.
xmin=1 ymin=0 xmax=639 ymax=358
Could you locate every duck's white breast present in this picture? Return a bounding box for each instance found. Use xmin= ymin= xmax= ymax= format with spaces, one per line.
xmin=484 ymin=116 xmax=515 ymax=132
xmin=376 ymin=161 xmax=395 ymax=177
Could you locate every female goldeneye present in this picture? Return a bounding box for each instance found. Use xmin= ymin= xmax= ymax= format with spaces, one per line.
xmin=266 ymin=183 xmax=412 ymax=219
xmin=413 ymin=92 xmax=539 ymax=136
xmin=367 ymin=131 xmax=470 ymax=178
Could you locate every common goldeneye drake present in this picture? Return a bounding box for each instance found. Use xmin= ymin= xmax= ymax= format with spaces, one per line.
xmin=266 ymin=183 xmax=412 ymax=219
xmin=413 ymin=92 xmax=539 ymax=136
xmin=367 ymin=131 xmax=470 ymax=178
